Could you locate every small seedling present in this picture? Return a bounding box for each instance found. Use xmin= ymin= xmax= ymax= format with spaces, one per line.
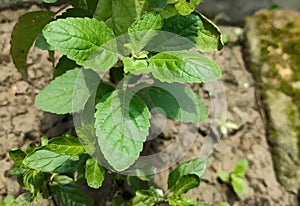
xmin=215 ymin=113 xmax=238 ymax=136
xmin=0 ymin=195 xmax=14 ymax=206
xmin=219 ymin=159 xmax=248 ymax=197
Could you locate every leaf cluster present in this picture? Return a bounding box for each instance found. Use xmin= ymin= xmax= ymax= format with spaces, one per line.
xmin=112 ymin=158 xmax=208 ymax=206
xmin=8 ymin=135 xmax=103 ymax=206
xmin=10 ymin=0 xmax=223 ymax=172
xmin=219 ymin=159 xmax=249 ymax=197
xmin=8 ymin=140 xmax=210 ymax=206
xmin=8 ymin=0 xmax=225 ymax=205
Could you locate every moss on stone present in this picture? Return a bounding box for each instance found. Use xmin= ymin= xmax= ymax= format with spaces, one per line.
xmin=245 ymin=9 xmax=300 ymax=193
xmin=253 ymin=10 xmax=300 ymax=112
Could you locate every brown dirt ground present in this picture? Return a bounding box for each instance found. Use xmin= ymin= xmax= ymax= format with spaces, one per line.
xmin=0 ymin=4 xmax=298 ymax=206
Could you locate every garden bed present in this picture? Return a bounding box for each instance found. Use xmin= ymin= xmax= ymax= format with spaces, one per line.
xmin=0 ymin=4 xmax=298 ymax=206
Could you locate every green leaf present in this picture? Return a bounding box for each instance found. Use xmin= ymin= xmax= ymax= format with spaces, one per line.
xmin=95 ymin=81 xmax=115 ymax=104
xmin=35 ymin=68 xmax=100 ymax=114
xmin=12 ymin=193 xmax=33 ymax=206
xmin=160 ymin=5 xmax=178 ymax=19
xmin=71 ymin=0 xmax=87 ymax=9
xmin=76 ymin=125 xmax=97 ymax=154
xmin=129 ymin=12 xmax=163 ymax=32
xmin=25 ymin=143 xmax=37 ymax=154
xmin=162 ymin=13 xmax=201 ymax=43
xmin=53 ymin=56 xmax=78 ymax=78
xmin=53 ymin=158 xmax=81 ymax=173
xmin=41 ymin=136 xmax=48 ymax=146
xmin=35 ymin=33 xmax=54 ymax=50
xmin=130 ymin=187 xmax=164 ymax=206
xmin=58 ymin=8 xmax=93 ymax=18
xmin=174 ymin=0 xmax=200 ymax=15
xmin=112 ymin=196 xmax=127 ymax=206
xmin=122 ymin=57 xmax=149 ymax=75
xmin=196 ymin=12 xmax=223 ymax=52
xmin=9 ymin=167 xmax=29 ymax=175
xmin=145 ymin=31 xmax=194 ymax=51
xmin=219 ymin=171 xmax=230 ymax=183
xmin=87 ymin=0 xmax=99 ymax=14
xmin=9 ymin=149 xmax=26 ymax=167
xmin=23 ymin=149 xmax=78 ymax=172
xmin=92 ymin=0 xmax=111 ymax=21
xmin=94 ymin=0 xmax=150 ymax=35
xmin=150 ymin=0 xmax=168 ymax=9
xmin=128 ymin=12 xmax=163 ymax=52
xmin=43 ymin=17 xmax=117 ymax=70
xmin=111 ymin=195 xmax=128 ymax=206
xmin=53 ymin=154 xmax=88 ymax=173
xmin=94 ymin=90 xmax=151 ymax=171
xmin=127 ymin=176 xmax=149 ymax=194
xmin=171 ymin=175 xmax=200 ymax=195
xmin=168 ymin=158 xmax=206 ymax=195
xmin=85 ymin=158 xmax=105 ymax=189
xmin=149 ymin=51 xmax=221 ymax=83
xmin=3 ymin=195 xmax=14 ymax=204
xmin=10 ymin=11 xmax=54 ymax=79
xmin=41 ymin=184 xmax=50 ymax=199
xmin=168 ymin=195 xmax=208 ymax=206
xmin=51 ymin=175 xmax=93 ymax=206
xmin=45 ymin=135 xmax=85 ymax=156
xmin=233 ymin=159 xmax=248 ymax=177
xmin=23 ymin=170 xmax=44 ymax=199
xmin=137 ymin=82 xmax=207 ymax=122
xmin=43 ymin=0 xmax=57 ymax=3
xmin=231 ymin=174 xmax=247 ymax=197
xmin=71 ymin=0 xmax=98 ymax=14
